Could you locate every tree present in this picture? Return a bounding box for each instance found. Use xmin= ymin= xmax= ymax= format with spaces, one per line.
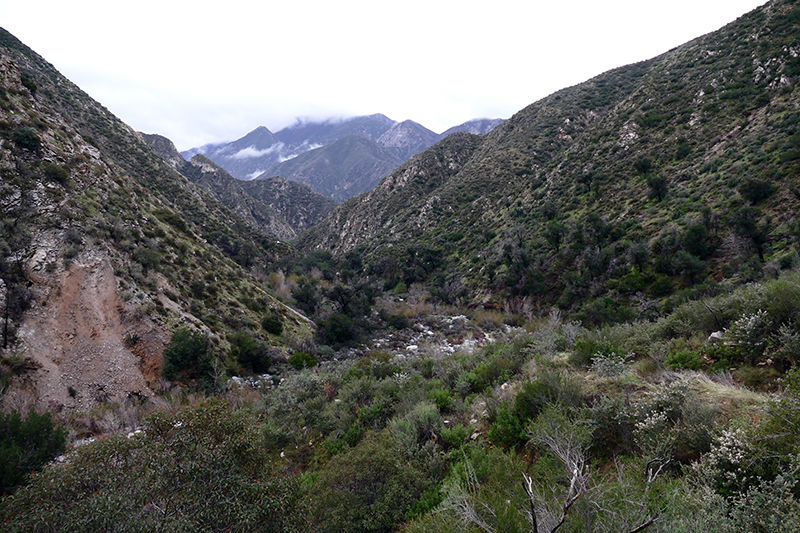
xmin=633 ymin=157 xmax=653 ymax=176
xmin=0 ymin=411 xmax=66 ymax=494
xmin=647 ymin=174 xmax=668 ymax=202
xmin=0 ymin=402 xmax=310 ymax=532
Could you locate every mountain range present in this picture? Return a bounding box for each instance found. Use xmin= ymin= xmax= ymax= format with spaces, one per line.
xmin=142 ymin=133 xmax=336 ymax=241
xmin=181 ymin=116 xmax=503 ymax=201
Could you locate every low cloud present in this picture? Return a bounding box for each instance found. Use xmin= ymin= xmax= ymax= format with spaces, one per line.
xmin=230 ymin=143 xmax=285 ymax=160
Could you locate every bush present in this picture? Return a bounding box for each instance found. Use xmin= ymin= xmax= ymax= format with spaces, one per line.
xmin=261 ymin=310 xmax=284 ymax=336
xmin=738 ymin=178 xmax=777 ymax=204
xmin=42 ymin=163 xmax=69 ymax=185
xmin=0 ymin=411 xmax=67 ymax=494
xmin=11 ymin=127 xmax=39 ymax=151
xmin=229 ymin=331 xmax=272 ymax=374
xmin=318 ymin=312 xmax=355 ymax=345
xmin=0 ymin=402 xmax=309 ymax=532
xmin=665 ymin=349 xmax=702 ymax=370
xmin=288 ymin=352 xmax=317 ymax=370
xmin=162 ymin=327 xmax=209 ymax=381
xmin=310 ymin=432 xmax=432 ymax=533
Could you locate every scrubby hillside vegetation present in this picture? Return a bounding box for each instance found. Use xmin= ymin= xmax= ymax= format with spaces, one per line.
xmin=1 ymin=1 xmax=800 ymax=532
xmin=299 ymin=0 xmax=800 ymax=325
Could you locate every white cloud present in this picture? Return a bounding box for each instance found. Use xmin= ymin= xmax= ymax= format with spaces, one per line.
xmin=245 ymin=170 xmax=266 ymax=180
xmin=229 ymin=143 xmax=285 ymax=160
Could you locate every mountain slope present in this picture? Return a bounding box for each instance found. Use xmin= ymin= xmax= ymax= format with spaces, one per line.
xmin=377 ymin=120 xmax=439 ymax=161
xmin=182 ymin=115 xmax=399 ymax=181
xmin=298 ymin=0 xmax=800 ymax=320
xmin=184 ymin=116 xmax=504 ymax=202
xmin=263 ymin=133 xmax=406 ymax=202
xmin=240 ymin=175 xmax=337 ymax=235
xmin=0 ymin=29 xmax=311 ymax=411
xmin=439 ymin=118 xmax=505 ymax=138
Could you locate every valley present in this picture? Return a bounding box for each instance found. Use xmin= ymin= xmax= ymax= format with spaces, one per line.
xmin=1 ymin=1 xmax=800 ymax=531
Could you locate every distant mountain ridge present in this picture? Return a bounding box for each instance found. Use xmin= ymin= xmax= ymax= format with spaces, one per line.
xmin=181 ymin=114 xmax=504 ymax=200
xmin=143 ymin=133 xmax=336 ymax=239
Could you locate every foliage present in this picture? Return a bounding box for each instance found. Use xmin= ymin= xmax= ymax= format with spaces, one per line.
xmin=0 ymin=411 xmax=66 ymax=494
xmin=162 ymin=327 xmax=210 ymax=381
xmin=10 ymin=127 xmax=39 ymax=151
xmin=261 ymin=309 xmax=284 ymax=336
xmin=0 ymin=401 xmax=309 ymax=532
xmin=310 ymin=431 xmax=432 ymax=533
xmin=288 ymin=352 xmax=317 ymax=370
xmin=229 ymin=331 xmax=272 ymax=374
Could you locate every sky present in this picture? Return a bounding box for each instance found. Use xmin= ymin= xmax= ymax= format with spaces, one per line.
xmin=1 ymin=0 xmax=769 ymax=151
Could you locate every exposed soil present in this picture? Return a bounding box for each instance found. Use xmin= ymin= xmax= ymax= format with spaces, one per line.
xmin=5 ymin=246 xmax=165 ymax=413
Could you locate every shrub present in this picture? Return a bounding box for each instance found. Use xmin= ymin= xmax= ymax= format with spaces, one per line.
xmin=440 ymin=423 xmax=469 ymax=450
xmin=11 ymin=127 xmax=39 ymax=151
xmin=487 ymin=402 xmax=527 ymax=449
xmin=318 ymin=312 xmax=354 ymax=345
xmin=738 ymin=178 xmax=777 ymax=204
xmin=288 ymin=352 xmax=317 ymax=370
xmin=589 ymin=395 xmax=637 ymax=458
xmin=0 ymin=402 xmax=309 ymax=532
xmin=229 ymin=331 xmax=272 ymax=374
xmin=162 ymin=327 xmax=209 ymax=381
xmin=0 ymin=411 xmax=67 ymax=494
xmin=310 ymin=432 xmax=432 ymax=533
xmin=665 ymin=349 xmax=702 ymax=371
xmin=727 ymin=309 xmax=770 ymax=364
xmin=590 ymin=350 xmax=631 ymax=377
xmin=261 ymin=310 xmax=284 ymax=336
xmin=42 ymin=163 xmax=69 ymax=185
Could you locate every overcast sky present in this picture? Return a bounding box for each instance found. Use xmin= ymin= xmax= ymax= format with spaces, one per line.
xmin=1 ymin=0 xmax=768 ymax=150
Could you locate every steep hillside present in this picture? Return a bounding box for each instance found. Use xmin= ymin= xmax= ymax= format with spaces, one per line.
xmin=239 ymin=175 xmax=337 ymax=235
xmin=0 ymin=30 xmax=311 ymax=411
xmin=263 ymin=133 xmax=406 ymax=202
xmin=377 ymin=120 xmax=440 ymax=161
xmin=144 ymin=133 xmax=335 ymax=238
xmin=298 ymin=0 xmax=800 ymax=321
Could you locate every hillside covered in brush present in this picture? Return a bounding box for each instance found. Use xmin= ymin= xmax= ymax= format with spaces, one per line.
xmin=299 ymin=0 xmax=800 ymax=323
xmin=0 ymin=29 xmax=312 ymax=412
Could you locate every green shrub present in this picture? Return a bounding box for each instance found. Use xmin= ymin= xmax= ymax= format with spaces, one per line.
xmin=0 ymin=411 xmax=67 ymax=494
xmin=229 ymin=331 xmax=272 ymax=374
xmin=440 ymin=423 xmax=469 ymax=450
xmin=288 ymin=352 xmax=317 ymax=370
xmin=318 ymin=312 xmax=354 ymax=345
xmin=310 ymin=432 xmax=432 ymax=533
xmin=589 ymin=395 xmax=637 ymax=458
xmin=665 ymin=349 xmax=702 ymax=370
xmin=0 ymin=401 xmax=309 ymax=532
xmin=428 ymin=386 xmax=453 ymax=412
xmin=162 ymin=327 xmax=209 ymax=381
xmin=261 ymin=310 xmax=284 ymax=336
xmin=487 ymin=402 xmax=527 ymax=449
xmin=42 ymin=163 xmax=69 ymax=185
xmin=738 ymin=178 xmax=777 ymax=204
xmin=11 ymin=127 xmax=39 ymax=151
